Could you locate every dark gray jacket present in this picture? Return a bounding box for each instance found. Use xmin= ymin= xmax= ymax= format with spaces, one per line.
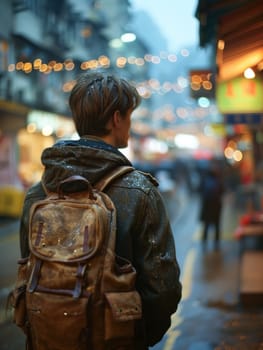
xmin=20 ymin=136 xmax=182 ymax=348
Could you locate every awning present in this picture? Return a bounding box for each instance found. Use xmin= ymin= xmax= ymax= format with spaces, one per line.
xmin=0 ymin=99 xmax=29 ymax=117
xmin=196 ymin=0 xmax=263 ymax=81
xmin=0 ymin=100 xmax=29 ymax=132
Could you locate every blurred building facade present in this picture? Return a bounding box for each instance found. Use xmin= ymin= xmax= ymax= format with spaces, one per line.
xmin=0 ymin=0 xmax=149 ymax=193
xmin=0 ymin=0 xmax=149 ymax=116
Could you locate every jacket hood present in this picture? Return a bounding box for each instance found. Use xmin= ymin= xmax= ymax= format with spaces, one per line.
xmin=41 ymin=137 xmax=132 ymax=192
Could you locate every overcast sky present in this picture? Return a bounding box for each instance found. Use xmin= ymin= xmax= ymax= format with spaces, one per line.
xmin=131 ymin=0 xmax=199 ymax=51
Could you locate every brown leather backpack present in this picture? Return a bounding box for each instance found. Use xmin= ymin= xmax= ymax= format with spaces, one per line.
xmin=9 ymin=166 xmax=142 ymax=350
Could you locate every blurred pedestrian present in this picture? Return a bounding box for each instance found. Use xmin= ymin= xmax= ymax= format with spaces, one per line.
xmin=18 ymin=71 xmax=182 ymax=349
xmin=200 ymin=165 xmax=224 ymax=250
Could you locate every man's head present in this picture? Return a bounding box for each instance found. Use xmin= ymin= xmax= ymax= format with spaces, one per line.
xmin=69 ymin=71 xmax=141 ymax=148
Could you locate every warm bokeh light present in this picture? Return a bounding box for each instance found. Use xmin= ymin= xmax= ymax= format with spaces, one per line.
xmin=217 ymin=39 xmax=225 ymax=50
xmin=27 ymin=123 xmax=37 ymax=133
xmin=233 ymin=149 xmax=243 ymax=162
xmin=224 ymin=146 xmax=234 ymax=159
xmin=41 ymin=125 xmax=53 ymax=136
xmin=243 ymin=68 xmax=255 ymax=79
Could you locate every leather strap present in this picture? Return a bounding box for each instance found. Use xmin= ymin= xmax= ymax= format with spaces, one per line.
xmin=28 ymin=258 xmax=42 ymax=293
xmin=73 ymin=264 xmax=87 ymax=298
xmin=95 ymin=166 xmax=134 ymax=191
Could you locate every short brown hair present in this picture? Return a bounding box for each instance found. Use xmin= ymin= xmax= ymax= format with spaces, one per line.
xmin=69 ymin=71 xmax=141 ymax=137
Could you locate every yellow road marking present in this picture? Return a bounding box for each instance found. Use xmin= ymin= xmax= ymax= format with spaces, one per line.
xmin=163 ymin=247 xmax=197 ymax=350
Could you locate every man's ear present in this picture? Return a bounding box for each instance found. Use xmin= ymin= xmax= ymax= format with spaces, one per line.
xmin=112 ymin=110 xmax=121 ymax=128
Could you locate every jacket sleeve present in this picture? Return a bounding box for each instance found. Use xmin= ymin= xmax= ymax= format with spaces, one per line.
xmin=134 ymin=186 xmax=182 ymax=346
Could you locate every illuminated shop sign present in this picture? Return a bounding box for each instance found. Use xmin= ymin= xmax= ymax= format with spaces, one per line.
xmin=216 ymin=77 xmax=263 ymax=113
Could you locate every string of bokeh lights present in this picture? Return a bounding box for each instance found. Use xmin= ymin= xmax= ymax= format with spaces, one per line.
xmin=7 ymin=49 xmax=214 ymax=99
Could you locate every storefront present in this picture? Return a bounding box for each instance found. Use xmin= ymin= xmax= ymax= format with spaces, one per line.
xmin=0 ymin=100 xmax=28 ymax=216
xmin=217 ymin=75 xmax=263 ymax=210
xmin=0 ymin=103 xmax=76 ymax=216
xmin=17 ymin=109 xmax=76 ymax=187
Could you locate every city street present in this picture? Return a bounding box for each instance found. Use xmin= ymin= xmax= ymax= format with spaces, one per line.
xmin=1 ymin=1 xmax=263 ymax=348
xmin=1 ymin=187 xmax=263 ymax=349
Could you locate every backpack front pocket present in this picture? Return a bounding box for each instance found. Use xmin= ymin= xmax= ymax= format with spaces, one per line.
xmin=104 ymin=291 xmax=142 ymax=341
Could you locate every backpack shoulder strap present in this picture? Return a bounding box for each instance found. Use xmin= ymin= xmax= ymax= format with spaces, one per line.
xmin=95 ymin=165 xmax=134 ymax=191
xmin=41 ymin=166 xmax=134 ymax=195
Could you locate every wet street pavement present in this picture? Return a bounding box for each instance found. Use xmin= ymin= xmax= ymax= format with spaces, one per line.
xmin=1 ymin=187 xmax=263 ymax=349
xmin=152 ymin=189 xmax=263 ymax=350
